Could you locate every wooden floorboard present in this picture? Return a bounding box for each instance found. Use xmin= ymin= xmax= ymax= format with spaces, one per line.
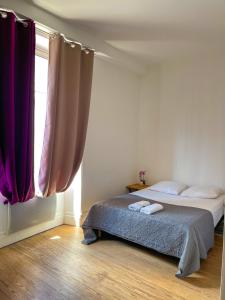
xmin=0 ymin=225 xmax=222 ymax=300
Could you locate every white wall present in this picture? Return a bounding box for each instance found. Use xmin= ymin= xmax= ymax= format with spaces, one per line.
xmin=64 ymin=57 xmax=141 ymax=219
xmin=138 ymin=53 xmax=225 ymax=188
xmin=137 ymin=65 xmax=161 ymax=184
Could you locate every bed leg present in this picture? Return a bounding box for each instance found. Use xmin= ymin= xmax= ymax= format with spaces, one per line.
xmin=98 ymin=230 xmax=102 ymax=238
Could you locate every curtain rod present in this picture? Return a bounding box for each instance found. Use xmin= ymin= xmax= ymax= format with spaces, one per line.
xmin=0 ymin=8 xmax=94 ymax=51
xmin=0 ymin=8 xmax=29 ymax=27
xmin=59 ymin=33 xmax=95 ymax=51
xmin=36 ymin=23 xmax=95 ymax=51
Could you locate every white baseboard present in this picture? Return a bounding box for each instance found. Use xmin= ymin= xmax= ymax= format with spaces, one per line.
xmin=63 ymin=211 xmax=88 ymax=226
xmin=0 ymin=213 xmax=64 ymax=248
xmin=64 ymin=212 xmax=77 ymax=226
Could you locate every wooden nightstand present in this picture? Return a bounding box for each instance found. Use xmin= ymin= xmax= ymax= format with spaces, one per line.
xmin=126 ymin=183 xmax=150 ymax=193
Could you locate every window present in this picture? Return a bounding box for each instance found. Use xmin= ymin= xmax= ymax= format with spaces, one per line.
xmin=34 ymin=33 xmax=48 ymax=192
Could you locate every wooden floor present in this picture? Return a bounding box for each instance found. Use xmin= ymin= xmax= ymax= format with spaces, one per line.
xmin=0 ymin=225 xmax=222 ymax=300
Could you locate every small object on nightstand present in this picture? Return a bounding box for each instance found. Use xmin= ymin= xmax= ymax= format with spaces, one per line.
xmin=126 ymin=183 xmax=150 ymax=193
xmin=139 ymin=170 xmax=146 ymax=185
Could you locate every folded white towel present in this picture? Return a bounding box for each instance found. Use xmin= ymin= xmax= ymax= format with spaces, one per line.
xmin=128 ymin=200 xmax=150 ymax=212
xmin=135 ymin=200 xmax=150 ymax=207
xmin=140 ymin=203 xmax=163 ymax=215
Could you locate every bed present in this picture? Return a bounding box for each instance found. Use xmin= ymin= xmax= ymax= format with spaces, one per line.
xmin=82 ymin=188 xmax=224 ymax=277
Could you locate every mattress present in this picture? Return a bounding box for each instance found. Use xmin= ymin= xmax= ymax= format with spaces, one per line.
xmin=132 ymin=188 xmax=225 ymax=227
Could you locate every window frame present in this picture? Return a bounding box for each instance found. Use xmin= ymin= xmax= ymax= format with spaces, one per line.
xmin=36 ymin=27 xmax=49 ymax=60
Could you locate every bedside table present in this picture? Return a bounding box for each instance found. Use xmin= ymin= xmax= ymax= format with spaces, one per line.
xmin=126 ymin=183 xmax=150 ymax=193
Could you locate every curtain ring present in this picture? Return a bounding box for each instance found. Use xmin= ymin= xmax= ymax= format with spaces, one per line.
xmin=50 ymin=33 xmax=57 ymax=40
xmin=0 ymin=11 xmax=7 ymax=18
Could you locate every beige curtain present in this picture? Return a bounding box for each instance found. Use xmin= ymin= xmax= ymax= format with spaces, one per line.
xmin=39 ymin=34 xmax=94 ymax=197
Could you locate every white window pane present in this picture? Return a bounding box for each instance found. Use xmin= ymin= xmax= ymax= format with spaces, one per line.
xmin=34 ymin=55 xmax=48 ymax=192
xmin=36 ymin=34 xmax=49 ymax=53
xmin=35 ymin=56 xmax=48 ymax=93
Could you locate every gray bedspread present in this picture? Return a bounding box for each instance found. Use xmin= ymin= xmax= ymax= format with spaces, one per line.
xmin=82 ymin=194 xmax=214 ymax=277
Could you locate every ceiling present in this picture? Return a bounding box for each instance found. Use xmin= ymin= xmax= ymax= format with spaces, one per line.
xmin=32 ymin=0 xmax=225 ymax=65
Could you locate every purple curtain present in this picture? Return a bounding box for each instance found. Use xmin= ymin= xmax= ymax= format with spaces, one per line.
xmin=0 ymin=12 xmax=35 ymax=204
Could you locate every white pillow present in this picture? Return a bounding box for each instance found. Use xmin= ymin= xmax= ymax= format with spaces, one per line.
xmin=149 ymin=181 xmax=188 ymax=195
xmin=180 ymin=185 xmax=223 ymax=199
